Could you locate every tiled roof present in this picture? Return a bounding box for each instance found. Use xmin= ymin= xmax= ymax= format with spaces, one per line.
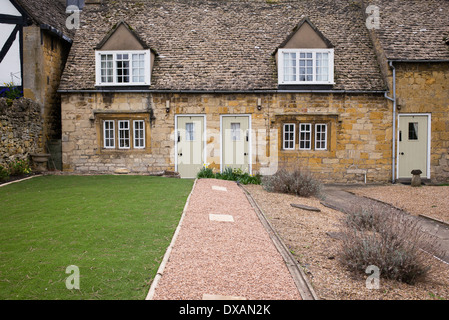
xmin=368 ymin=0 xmax=449 ymax=61
xmin=16 ymin=0 xmax=75 ymax=41
xmin=60 ymin=0 xmax=386 ymax=91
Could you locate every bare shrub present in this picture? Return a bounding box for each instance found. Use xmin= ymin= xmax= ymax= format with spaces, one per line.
xmin=262 ymin=167 xmax=322 ymax=198
xmin=339 ymin=206 xmax=441 ymax=285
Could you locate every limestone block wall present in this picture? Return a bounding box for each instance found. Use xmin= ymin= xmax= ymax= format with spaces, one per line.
xmin=395 ymin=62 xmax=449 ymax=182
xmin=0 ymin=98 xmax=43 ymax=164
xmin=62 ymin=91 xmax=392 ymax=183
xmin=23 ymin=26 xmax=71 ymax=141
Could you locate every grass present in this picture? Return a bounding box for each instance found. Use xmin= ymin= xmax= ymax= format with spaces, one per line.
xmin=0 ymin=175 xmax=194 ymax=300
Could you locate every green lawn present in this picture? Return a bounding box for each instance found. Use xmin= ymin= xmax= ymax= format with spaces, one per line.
xmin=0 ymin=175 xmax=194 ymax=300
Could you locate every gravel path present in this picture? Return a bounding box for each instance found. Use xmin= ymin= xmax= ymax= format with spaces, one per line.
xmin=151 ymin=179 xmax=302 ymax=300
xmin=348 ymin=185 xmax=449 ymax=223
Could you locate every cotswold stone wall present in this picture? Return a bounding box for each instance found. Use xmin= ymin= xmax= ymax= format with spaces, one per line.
xmin=0 ymin=98 xmax=43 ymax=164
xmin=61 ymin=92 xmax=392 ymax=183
xmin=23 ymin=26 xmax=71 ymax=141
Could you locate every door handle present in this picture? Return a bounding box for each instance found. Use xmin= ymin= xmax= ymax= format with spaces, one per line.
xmin=178 ymin=153 xmax=182 ymax=156
xmin=244 ymin=153 xmax=248 ymax=156
xmin=400 ymin=152 xmax=404 ymax=155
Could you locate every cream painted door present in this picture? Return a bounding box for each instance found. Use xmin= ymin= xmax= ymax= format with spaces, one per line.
xmin=222 ymin=116 xmax=249 ymax=172
xmin=398 ymin=115 xmax=428 ymax=178
xmin=177 ymin=116 xmax=204 ymax=178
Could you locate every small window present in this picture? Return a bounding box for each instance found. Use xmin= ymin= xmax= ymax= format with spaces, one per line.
xmin=231 ymin=123 xmax=241 ymax=141
xmin=315 ymin=124 xmax=327 ymax=150
xmin=133 ymin=120 xmax=145 ymax=149
xmin=408 ymin=122 xmax=418 ymax=140
xmin=283 ymin=124 xmax=295 ymax=150
xmin=118 ymin=120 xmax=130 ymax=149
xmin=103 ymin=120 xmax=115 ymax=148
xmin=299 ymin=123 xmax=312 ymax=150
xmin=185 ymin=123 xmax=195 ymax=141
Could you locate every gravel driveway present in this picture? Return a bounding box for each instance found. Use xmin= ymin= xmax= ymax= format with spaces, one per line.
xmin=150 ymin=179 xmax=301 ymax=300
xmin=348 ymin=185 xmax=449 ymax=223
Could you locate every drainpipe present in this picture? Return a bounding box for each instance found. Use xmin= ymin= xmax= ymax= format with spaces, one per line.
xmin=384 ymin=61 xmax=396 ymax=183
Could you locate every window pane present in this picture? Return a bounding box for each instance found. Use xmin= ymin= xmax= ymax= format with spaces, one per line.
xmin=100 ymin=54 xmax=113 ymax=83
xmin=186 ymin=123 xmax=195 ymax=141
xmin=315 ymin=124 xmax=327 ymax=150
xmin=132 ymin=54 xmax=145 ymax=83
xmin=118 ymin=120 xmax=130 ymax=148
xmin=283 ymin=52 xmax=296 ymax=81
xmin=299 ymin=124 xmax=311 ymax=150
xmin=134 ymin=120 xmax=145 ymax=148
xmin=231 ymin=123 xmax=241 ymax=141
xmin=408 ymin=122 xmax=418 ymax=140
xmin=299 ymin=53 xmax=313 ymax=82
xmin=283 ymin=124 xmax=295 ymax=149
xmin=116 ymin=54 xmax=130 ymax=83
xmin=103 ymin=120 xmax=115 ymax=148
xmin=316 ymin=52 xmax=329 ymax=82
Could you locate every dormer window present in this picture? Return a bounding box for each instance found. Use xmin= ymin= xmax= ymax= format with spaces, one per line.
xmin=96 ymin=50 xmax=151 ymax=86
xmin=278 ymin=48 xmax=334 ymax=85
xmin=94 ymin=21 xmax=156 ymax=87
xmin=274 ymin=18 xmax=335 ymax=87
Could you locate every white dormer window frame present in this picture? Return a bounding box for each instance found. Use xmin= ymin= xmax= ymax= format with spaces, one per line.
xmin=278 ymin=48 xmax=334 ymax=85
xmin=95 ymin=50 xmax=151 ymax=86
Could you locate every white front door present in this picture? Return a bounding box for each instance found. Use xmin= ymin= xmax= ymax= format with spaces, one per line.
xmin=398 ymin=115 xmax=430 ymax=178
xmin=221 ymin=116 xmax=250 ymax=173
xmin=176 ymin=116 xmax=205 ymax=178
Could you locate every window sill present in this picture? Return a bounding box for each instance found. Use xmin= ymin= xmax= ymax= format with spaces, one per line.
xmin=277 ymin=84 xmax=334 ymax=91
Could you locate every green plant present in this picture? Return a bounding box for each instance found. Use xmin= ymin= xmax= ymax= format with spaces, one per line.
xmin=197 ymin=165 xmax=215 ymax=178
xmin=196 ymin=165 xmax=261 ymax=185
xmin=0 ymin=164 xmax=10 ymax=182
xmin=8 ymin=158 xmax=32 ymax=176
xmin=1 ymin=82 xmax=23 ymax=104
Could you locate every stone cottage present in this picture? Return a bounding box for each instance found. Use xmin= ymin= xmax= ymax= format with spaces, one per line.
xmin=58 ymin=0 xmax=449 ymax=183
xmin=367 ymin=0 xmax=449 ymax=183
xmin=0 ymin=0 xmax=75 ymax=168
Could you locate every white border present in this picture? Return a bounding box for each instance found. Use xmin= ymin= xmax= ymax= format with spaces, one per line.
xmin=397 ymin=113 xmax=431 ymax=179
xmin=219 ymin=114 xmax=252 ymax=174
xmin=174 ymin=115 xmax=207 ymax=175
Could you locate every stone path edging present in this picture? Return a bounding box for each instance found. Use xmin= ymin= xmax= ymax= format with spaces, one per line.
xmin=0 ymin=174 xmax=42 ymax=187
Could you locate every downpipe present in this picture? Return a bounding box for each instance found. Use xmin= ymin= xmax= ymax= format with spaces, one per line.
xmin=384 ymin=61 xmax=396 ymax=183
